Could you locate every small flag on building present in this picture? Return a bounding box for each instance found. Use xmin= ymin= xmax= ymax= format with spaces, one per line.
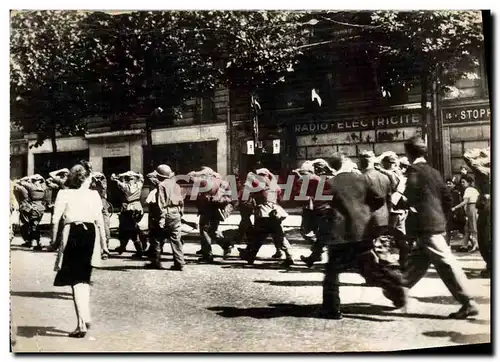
xmin=273 ymin=139 xmax=280 ymax=154
xmin=247 ymin=140 xmax=255 ymax=155
xmin=311 ymin=89 xmax=322 ymax=107
xmin=251 ymin=95 xmax=261 ymax=111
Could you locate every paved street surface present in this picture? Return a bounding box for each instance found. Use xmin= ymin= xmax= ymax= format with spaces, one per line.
xmin=10 ymin=236 xmax=490 ymax=353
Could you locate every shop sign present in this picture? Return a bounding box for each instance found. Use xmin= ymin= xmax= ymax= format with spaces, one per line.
xmin=104 ymin=141 xmax=129 ymax=157
xmin=293 ymin=112 xmax=422 ymax=135
xmin=443 ymin=105 xmax=491 ymax=124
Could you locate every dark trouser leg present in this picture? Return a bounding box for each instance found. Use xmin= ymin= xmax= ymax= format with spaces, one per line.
xmin=19 ymin=213 xmax=30 ymax=244
xmin=165 ymin=216 xmax=184 ymax=267
xmin=322 ymin=246 xmax=342 ymax=315
xmin=117 ymin=212 xmax=130 ymax=252
xmin=356 ymin=246 xmax=406 ymax=305
xmin=147 ymin=226 xmax=163 ymax=268
xmin=270 ymin=219 xmax=293 ymax=262
xmin=199 ymin=213 xmax=214 ymax=259
xmin=29 ymin=214 xmax=43 ymax=245
xmin=238 ymin=213 xmax=253 ymax=244
xmin=477 ymin=209 xmax=491 ymax=271
xmin=131 ymin=210 xmax=145 ymax=257
xmin=304 ymin=213 xmax=331 ymax=265
xmin=242 ymin=218 xmax=268 ymax=262
xmin=394 ymin=237 xmax=410 ymax=270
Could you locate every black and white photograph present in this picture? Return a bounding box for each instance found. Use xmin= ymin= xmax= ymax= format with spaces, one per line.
xmin=8 ymin=8 xmax=492 ymax=353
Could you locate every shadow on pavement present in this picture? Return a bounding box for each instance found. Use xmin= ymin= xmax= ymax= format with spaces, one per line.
xmin=209 ymin=302 xmax=452 ymax=321
xmin=423 ymin=268 xmax=488 ymax=280
xmin=467 ymin=319 xmax=490 ymax=326
xmin=11 ymin=291 xmax=72 ymax=300
xmin=220 ymin=263 xmax=296 ymax=271
xmin=414 ymin=295 xmax=490 ymax=305
xmin=253 ymin=280 xmax=366 ymax=287
xmin=208 ymin=303 xmax=396 ymax=322
xmin=95 ymin=265 xmax=146 ymax=271
xmin=422 ymin=330 xmax=491 ymax=345
xmin=16 ymin=326 xmax=68 ymax=338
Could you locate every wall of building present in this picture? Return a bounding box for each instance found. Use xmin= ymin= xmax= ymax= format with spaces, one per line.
xmin=27 ymin=136 xmax=89 ymax=175
xmin=151 ymin=123 xmax=228 ymax=176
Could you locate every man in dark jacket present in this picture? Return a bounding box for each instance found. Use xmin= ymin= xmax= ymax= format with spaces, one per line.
xmin=318 ymin=159 xmax=407 ymax=319
xmin=400 ymin=136 xmax=479 ymax=319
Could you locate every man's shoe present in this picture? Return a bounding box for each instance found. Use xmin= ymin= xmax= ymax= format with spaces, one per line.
xmin=21 ymin=242 xmax=32 ymax=248
xmin=271 ymin=251 xmax=283 ymax=259
xmin=114 ymin=247 xmax=125 ymax=255
xmin=45 ymin=244 xmax=58 ymax=252
xmin=237 ymin=248 xmax=254 ymax=265
xmin=169 ymin=265 xmax=184 ymax=271
xmin=282 ymin=258 xmax=295 ymax=267
xmin=33 ymin=245 xmax=43 ymax=251
xmin=300 ymin=255 xmax=314 ymax=268
xmin=195 ymin=249 xmax=203 ymax=255
xmin=198 ymin=256 xmax=215 ymax=264
xmin=223 ymin=246 xmax=233 ymax=259
xmin=382 ymin=288 xmax=408 ymax=309
xmin=145 ymin=263 xmax=164 ymax=270
xmin=448 ymin=302 xmax=479 ymax=319
xmin=131 ymin=253 xmax=144 ymax=260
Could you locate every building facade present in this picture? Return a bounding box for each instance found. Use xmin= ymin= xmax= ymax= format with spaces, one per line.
xmin=227 ymin=44 xmax=490 ymax=181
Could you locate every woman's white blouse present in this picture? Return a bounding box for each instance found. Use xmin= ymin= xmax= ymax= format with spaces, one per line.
xmin=53 ymin=189 xmax=103 ymax=225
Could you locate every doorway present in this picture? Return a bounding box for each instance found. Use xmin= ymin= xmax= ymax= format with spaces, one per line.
xmin=103 ymin=156 xmax=131 ymax=211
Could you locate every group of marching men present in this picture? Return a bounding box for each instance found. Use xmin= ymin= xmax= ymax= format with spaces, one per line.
xmin=10 ymin=135 xmax=490 ymax=319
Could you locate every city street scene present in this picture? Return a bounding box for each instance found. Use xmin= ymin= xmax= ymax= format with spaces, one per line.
xmin=9 ymin=10 xmax=491 ymax=353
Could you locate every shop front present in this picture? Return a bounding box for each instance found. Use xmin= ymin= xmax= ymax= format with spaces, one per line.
xmin=291 ymin=108 xmax=424 ymax=168
xmin=441 ymin=101 xmax=491 ymax=179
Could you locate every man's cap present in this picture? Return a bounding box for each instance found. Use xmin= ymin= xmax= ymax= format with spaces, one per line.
xmin=359 ymin=150 xmax=376 ymax=159
xmin=381 ymin=151 xmax=399 ymax=164
xmin=404 ymin=136 xmax=428 ymax=153
xmin=153 ymin=164 xmax=173 ymax=179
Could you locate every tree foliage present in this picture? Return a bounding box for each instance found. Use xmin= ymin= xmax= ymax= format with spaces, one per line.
xmin=368 ymin=10 xmax=484 ymax=94
xmin=10 ymin=10 xmax=92 ymax=150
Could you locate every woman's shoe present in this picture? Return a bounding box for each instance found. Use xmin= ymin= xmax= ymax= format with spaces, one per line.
xmin=468 ymin=244 xmax=479 ymax=253
xmin=68 ymin=329 xmax=87 ymax=338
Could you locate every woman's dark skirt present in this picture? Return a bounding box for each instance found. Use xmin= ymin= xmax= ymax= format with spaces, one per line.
xmin=54 ymin=223 xmax=96 ymax=287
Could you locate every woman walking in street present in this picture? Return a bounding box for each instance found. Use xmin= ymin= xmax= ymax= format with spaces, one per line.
xmin=451 ymin=174 xmax=480 ymax=253
xmin=53 ymin=162 xmax=109 ymax=338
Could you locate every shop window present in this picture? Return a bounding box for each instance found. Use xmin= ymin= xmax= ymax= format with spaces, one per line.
xmin=34 ymin=150 xmax=90 ymax=179
xmin=195 ymin=93 xmax=216 ymax=124
xmin=148 ymin=141 xmax=217 ymax=176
